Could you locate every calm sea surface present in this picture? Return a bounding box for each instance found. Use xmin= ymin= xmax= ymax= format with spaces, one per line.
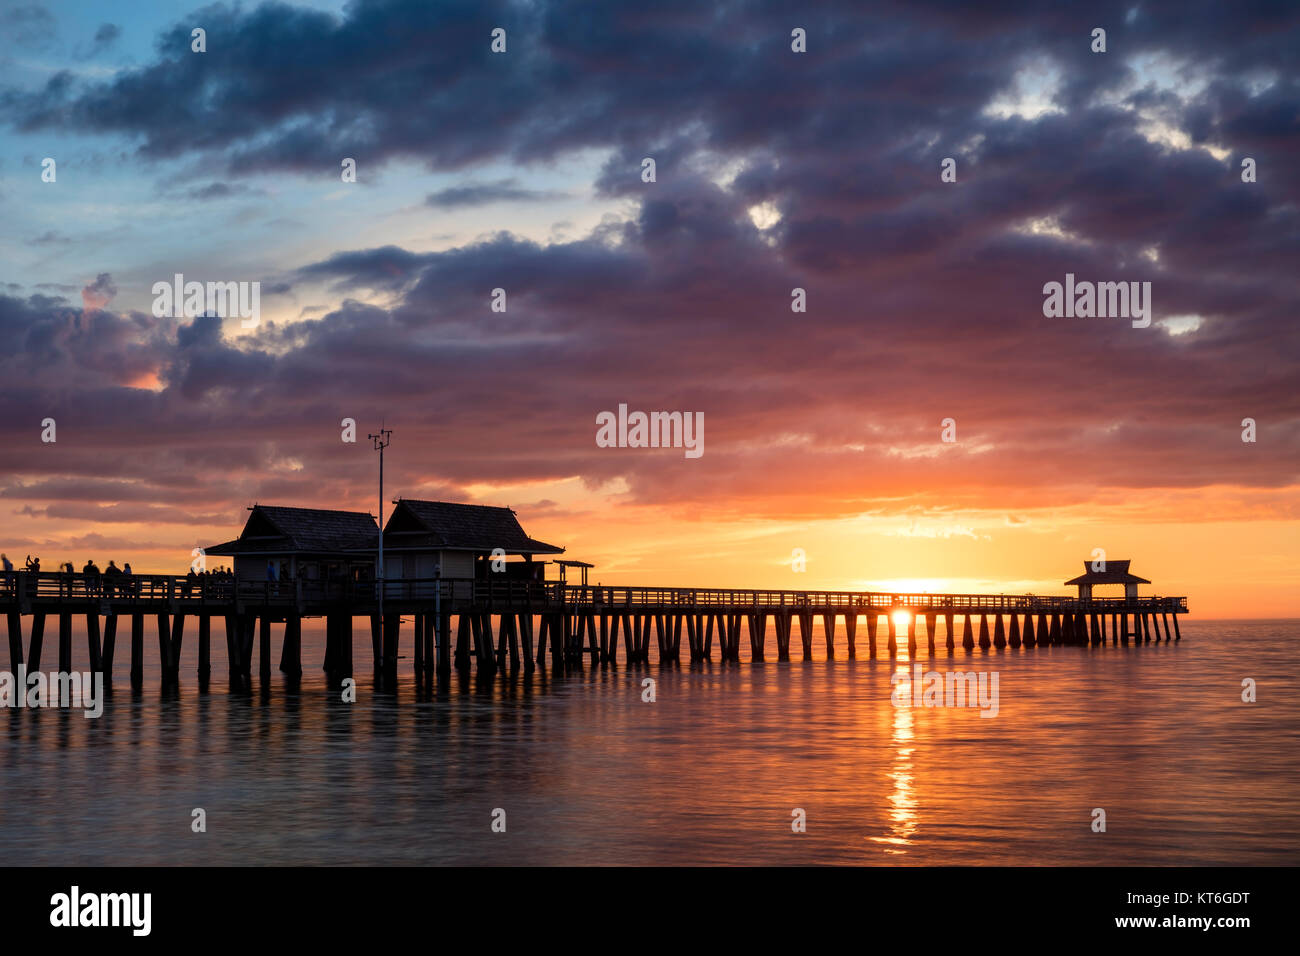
xmin=1 ymin=618 xmax=1296 ymax=865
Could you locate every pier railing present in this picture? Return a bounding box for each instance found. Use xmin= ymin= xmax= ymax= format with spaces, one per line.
xmin=0 ymin=570 xmax=1188 ymax=614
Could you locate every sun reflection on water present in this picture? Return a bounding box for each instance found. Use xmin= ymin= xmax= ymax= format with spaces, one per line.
xmin=871 ymin=642 xmax=919 ymax=853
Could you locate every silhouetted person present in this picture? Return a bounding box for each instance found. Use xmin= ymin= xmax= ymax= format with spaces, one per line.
xmin=122 ymin=562 xmax=134 ymax=596
xmin=104 ymin=560 xmax=120 ymax=597
xmin=0 ymin=553 xmax=11 ymax=595
xmin=25 ymin=555 xmax=39 ymax=573
xmin=83 ymin=559 xmax=101 ymax=597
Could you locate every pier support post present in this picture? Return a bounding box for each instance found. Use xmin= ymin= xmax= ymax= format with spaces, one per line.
xmin=1022 ymin=613 xmax=1035 ymax=647
xmin=1172 ymin=614 xmax=1181 ymax=641
xmin=131 ymin=613 xmax=144 ymax=687
xmin=618 ymin=613 xmax=633 ymax=666
xmin=198 ymin=615 xmax=211 ymax=681
xmin=1008 ymin=613 xmax=1021 ymax=648
xmin=281 ymin=615 xmax=302 ymax=678
xmin=383 ymin=613 xmax=403 ymax=676
xmin=102 ymin=614 xmax=117 ymax=678
xmin=887 ymin=613 xmax=898 ymax=656
xmin=456 ymin=613 xmax=473 ymax=671
xmin=822 ymin=612 xmax=836 ymax=660
xmin=925 ymin=613 xmax=937 ymax=654
xmin=156 ymin=613 xmax=173 ymax=684
xmin=27 ymin=613 xmax=46 ymax=673
xmin=944 ymin=613 xmax=954 ymax=651
xmin=799 ymin=611 xmax=814 ymax=660
xmin=961 ymin=615 xmax=974 ymax=651
xmin=86 ymin=613 xmax=102 ymax=674
xmin=750 ymin=612 xmax=766 ymax=662
xmin=777 ymin=611 xmax=792 ymax=661
xmin=866 ymin=613 xmax=879 ymax=657
xmin=222 ymin=614 xmax=239 ymax=683
xmin=6 ymin=612 xmax=21 ymax=670
xmin=170 ymin=614 xmax=185 ymax=677
xmin=370 ymin=615 xmax=383 ymax=673
xmin=258 ymin=615 xmax=272 ymax=680
xmin=844 ymin=612 xmax=857 ymax=659
xmin=978 ymin=614 xmax=990 ymax=650
xmin=519 ymin=614 xmax=534 ymax=673
xmin=413 ymin=612 xmax=425 ymax=673
xmin=993 ymin=614 xmax=1006 ymax=649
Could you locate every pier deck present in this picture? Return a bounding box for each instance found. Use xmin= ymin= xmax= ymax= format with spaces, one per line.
xmin=1 ymin=572 xmax=1188 ymax=688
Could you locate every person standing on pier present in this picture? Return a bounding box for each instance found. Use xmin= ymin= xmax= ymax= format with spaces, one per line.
xmin=0 ymin=553 xmax=11 ymax=596
xmin=104 ymin=560 xmax=121 ymax=597
xmin=83 ymin=559 xmax=101 ymax=597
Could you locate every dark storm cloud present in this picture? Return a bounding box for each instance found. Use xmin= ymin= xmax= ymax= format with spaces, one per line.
xmin=0 ymin=0 xmax=1295 ymax=524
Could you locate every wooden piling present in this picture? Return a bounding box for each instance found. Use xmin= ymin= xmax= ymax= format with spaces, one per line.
xmin=102 ymin=614 xmax=117 ymax=677
xmin=86 ymin=613 xmax=102 ymax=674
xmin=282 ymin=615 xmax=302 ymax=677
xmin=370 ymin=614 xmax=383 ymax=672
xmin=198 ymin=615 xmax=211 ymax=680
xmin=1008 ymin=613 xmax=1021 ymax=648
xmin=131 ymin=614 xmax=144 ymax=687
xmin=157 ymin=613 xmax=173 ymax=681
xmin=1022 ymin=613 xmax=1036 ymax=647
xmin=866 ymin=613 xmax=879 ymax=657
xmin=961 ymin=614 xmax=974 ymax=650
xmin=993 ymin=614 xmax=1006 ymax=649
xmin=750 ymin=612 xmax=767 ymax=662
xmin=222 ymin=614 xmax=239 ymax=682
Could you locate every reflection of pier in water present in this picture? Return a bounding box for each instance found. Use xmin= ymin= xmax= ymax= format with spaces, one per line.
xmin=2 ymin=571 xmax=1188 ymax=690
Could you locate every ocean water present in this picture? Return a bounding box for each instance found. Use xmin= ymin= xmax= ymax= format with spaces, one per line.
xmin=1 ymin=617 xmax=1296 ymax=865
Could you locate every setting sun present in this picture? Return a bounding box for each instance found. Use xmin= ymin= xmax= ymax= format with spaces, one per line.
xmin=892 ymin=610 xmax=912 ymax=629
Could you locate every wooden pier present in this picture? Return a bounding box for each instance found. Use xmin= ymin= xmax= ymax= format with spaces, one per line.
xmin=0 ymin=571 xmax=1189 ymax=689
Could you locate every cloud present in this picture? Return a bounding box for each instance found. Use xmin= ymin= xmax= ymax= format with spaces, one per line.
xmin=425 ymin=178 xmax=566 ymax=208
xmin=90 ymin=23 xmax=121 ymax=56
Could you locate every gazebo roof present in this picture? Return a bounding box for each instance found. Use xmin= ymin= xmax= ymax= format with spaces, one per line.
xmin=384 ymin=499 xmax=564 ymax=555
xmin=1064 ymin=560 xmax=1150 ymax=586
xmin=206 ymin=505 xmax=378 ymax=556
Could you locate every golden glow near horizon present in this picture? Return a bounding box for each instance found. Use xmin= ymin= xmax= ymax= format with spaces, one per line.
xmin=9 ymin=487 xmax=1297 ymax=618
xmin=892 ymin=610 xmax=912 ymax=629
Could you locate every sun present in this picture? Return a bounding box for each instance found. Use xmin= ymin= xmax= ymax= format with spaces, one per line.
xmin=892 ymin=610 xmax=911 ymax=629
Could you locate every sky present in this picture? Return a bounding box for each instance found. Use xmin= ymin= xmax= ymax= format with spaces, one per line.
xmin=0 ymin=0 xmax=1296 ymax=617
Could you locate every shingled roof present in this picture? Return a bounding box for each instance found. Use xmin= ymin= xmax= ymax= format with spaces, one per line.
xmin=1064 ymin=560 xmax=1150 ymax=586
xmin=206 ymin=505 xmax=378 ymax=555
xmin=384 ymin=499 xmax=563 ymax=554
